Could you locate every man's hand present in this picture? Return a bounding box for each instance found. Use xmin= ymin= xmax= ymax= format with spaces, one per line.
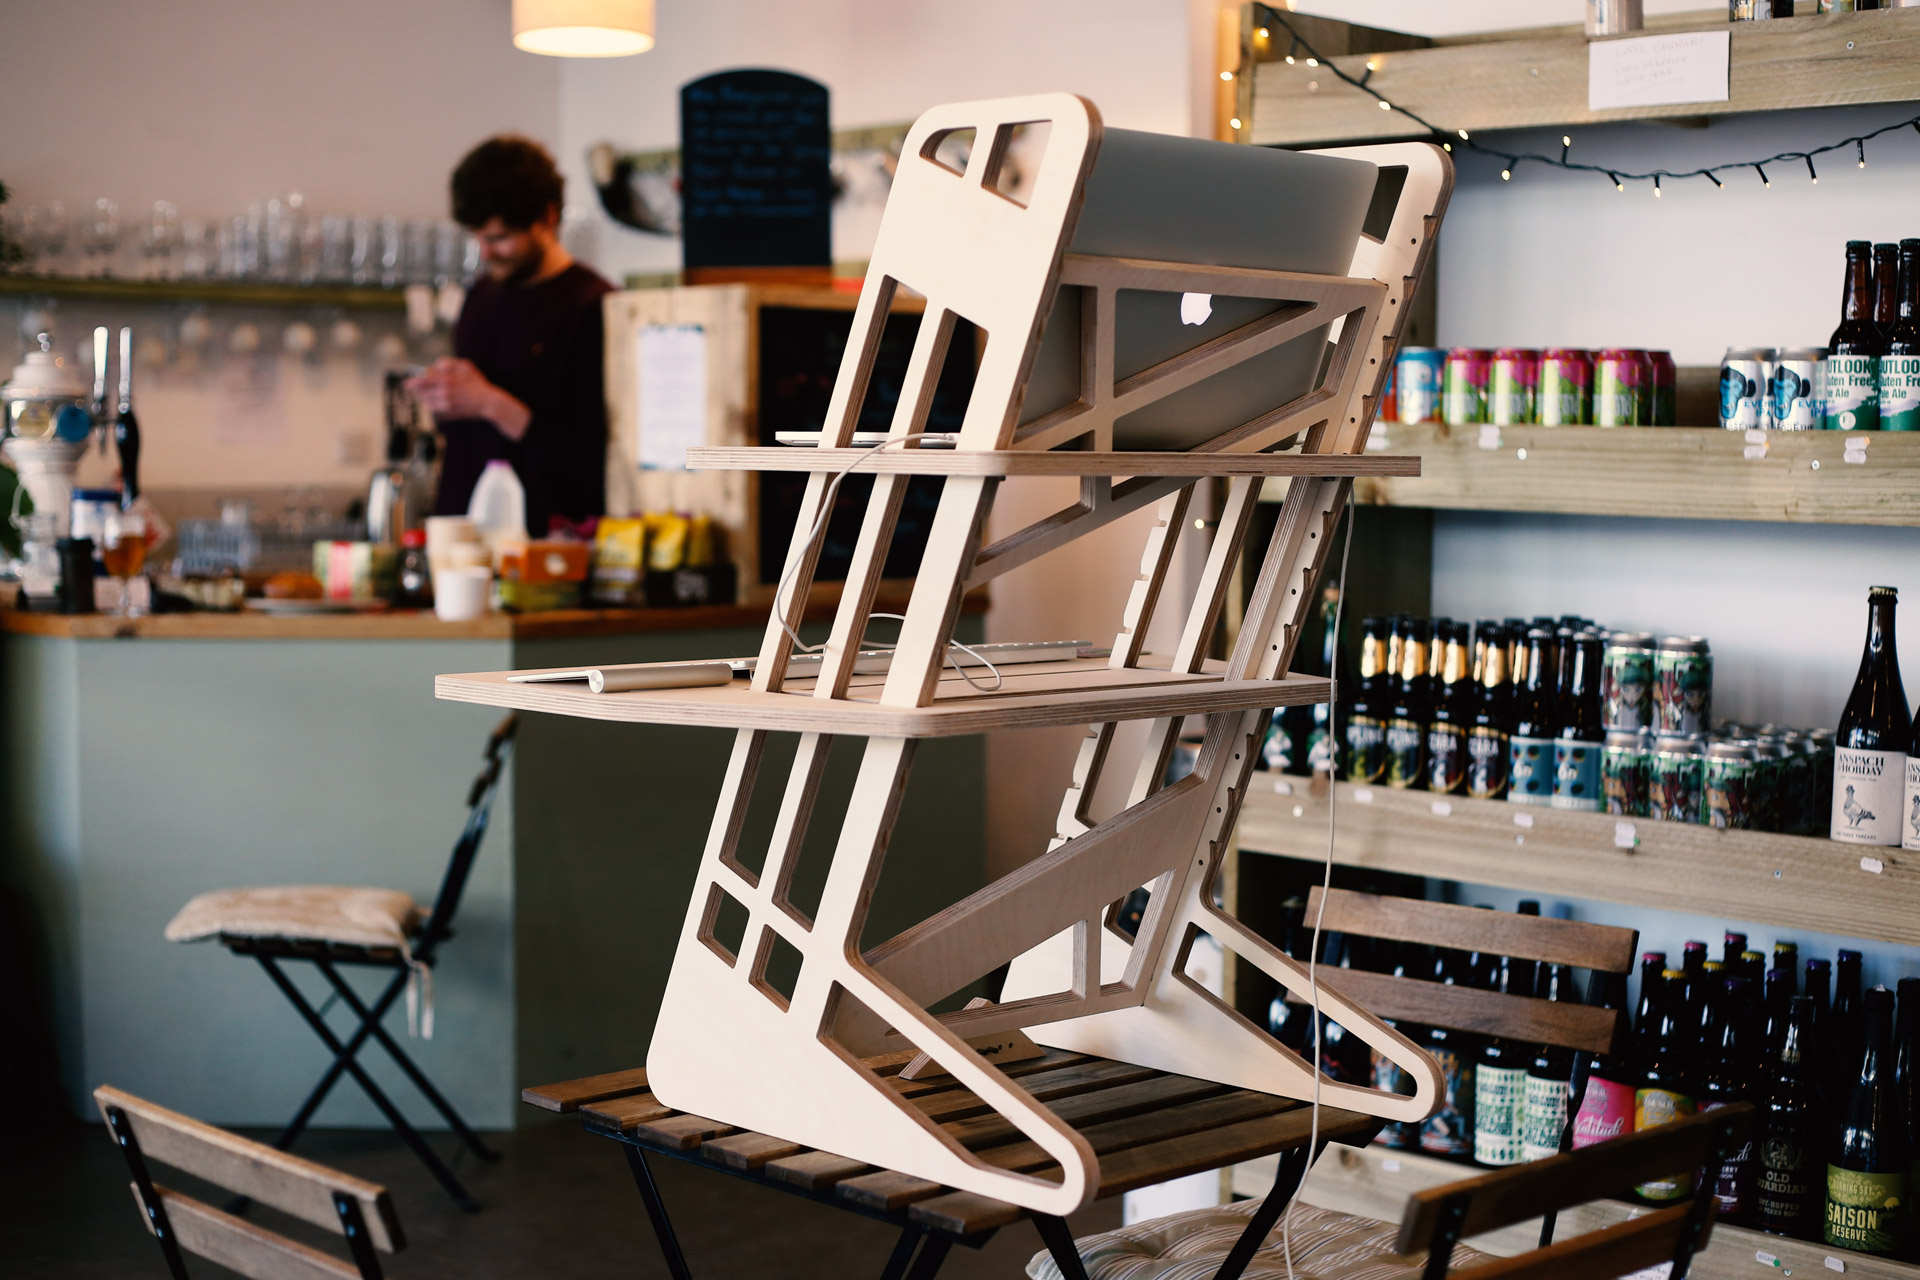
xmin=408 ymin=358 xmax=532 ymax=442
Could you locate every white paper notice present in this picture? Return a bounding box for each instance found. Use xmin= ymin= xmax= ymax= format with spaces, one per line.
xmin=1589 ymin=31 xmax=1730 ymax=112
xmin=636 ymin=324 xmax=708 ymax=470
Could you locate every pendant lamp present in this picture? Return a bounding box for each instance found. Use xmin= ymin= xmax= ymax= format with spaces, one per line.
xmin=512 ymin=0 xmax=655 ymax=57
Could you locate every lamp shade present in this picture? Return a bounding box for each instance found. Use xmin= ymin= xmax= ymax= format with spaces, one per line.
xmin=512 ymin=0 xmax=655 ymax=57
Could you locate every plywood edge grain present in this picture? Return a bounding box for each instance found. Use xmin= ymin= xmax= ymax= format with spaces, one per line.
xmin=686 ymin=447 xmax=1422 ymax=478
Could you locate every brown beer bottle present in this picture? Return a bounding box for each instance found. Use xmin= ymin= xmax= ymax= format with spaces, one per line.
xmin=1385 ymin=619 xmax=1431 ymax=789
xmin=1833 ymin=587 xmax=1911 ymax=845
xmin=1757 ymin=996 xmax=1823 ymax=1239
xmin=1875 ymin=243 xmax=1902 ymax=343
xmin=1825 ymin=987 xmax=1910 ymax=1255
xmin=1827 ymin=242 xmax=1884 ymax=430
xmin=1427 ymin=621 xmax=1473 ymax=794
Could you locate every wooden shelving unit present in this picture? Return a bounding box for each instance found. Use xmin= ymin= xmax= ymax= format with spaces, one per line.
xmin=1237 ymin=778 xmax=1918 ymax=949
xmin=1314 ymin=422 xmax=1920 ymax=527
xmin=0 ymin=273 xmax=406 ymax=310
xmin=1249 ymin=8 xmax=1920 ymax=147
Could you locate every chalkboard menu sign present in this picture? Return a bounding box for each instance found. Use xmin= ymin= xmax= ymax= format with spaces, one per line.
xmin=680 ymin=69 xmax=832 ymax=271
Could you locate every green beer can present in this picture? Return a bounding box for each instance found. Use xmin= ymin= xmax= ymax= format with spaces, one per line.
xmin=1651 ymin=735 xmax=1706 ymax=824
xmin=1603 ymin=730 xmax=1651 ymax=817
xmin=1705 ymin=741 xmax=1757 ymax=830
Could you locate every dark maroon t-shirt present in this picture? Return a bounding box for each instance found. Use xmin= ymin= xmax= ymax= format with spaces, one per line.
xmin=434 ymin=262 xmax=614 ymax=535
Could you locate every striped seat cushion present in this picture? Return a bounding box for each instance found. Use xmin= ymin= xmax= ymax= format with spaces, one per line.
xmin=1026 ymin=1199 xmax=1490 ymax=1280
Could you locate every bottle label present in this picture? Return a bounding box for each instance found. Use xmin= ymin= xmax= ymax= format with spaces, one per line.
xmin=1551 ymin=738 xmax=1603 ymax=810
xmin=1370 ymin=1052 xmax=1420 ymax=1149
xmin=1473 ymin=1064 xmax=1528 ymax=1166
xmin=1634 ymin=1087 xmax=1697 ymax=1201
xmin=1428 ymin=722 xmax=1468 ymax=794
xmin=1825 ymin=1166 xmax=1907 ymax=1254
xmin=1522 ymin=1073 xmax=1570 ymax=1162
xmin=1344 ymin=716 xmax=1386 ymax=784
xmin=1385 ymin=717 xmax=1426 ymax=788
xmin=1831 ymin=747 xmax=1907 ymax=845
xmin=1756 ymin=1130 xmax=1815 ymax=1233
xmin=1570 ymin=1075 xmax=1636 ymax=1149
xmin=1509 ymin=734 xmax=1557 ymax=804
xmin=1824 ymin=355 xmax=1880 ymax=431
xmin=1699 ymin=1098 xmax=1754 ymax=1219
xmin=1466 ymin=726 xmax=1510 ymax=799
xmin=1419 ymin=1047 xmax=1476 ymax=1157
xmin=1904 ymin=756 xmax=1920 ymax=853
xmin=1880 ymin=354 xmax=1920 ymax=432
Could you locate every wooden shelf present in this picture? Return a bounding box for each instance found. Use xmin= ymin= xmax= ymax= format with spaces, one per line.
xmin=1250 ymin=9 xmax=1920 ymax=147
xmin=436 ymin=654 xmax=1332 ymax=738
xmin=687 ymin=446 xmax=1421 ymax=478
xmin=1237 ymin=778 xmax=1920 ymax=948
xmin=1308 ymin=423 xmax=1920 ymax=527
xmin=0 ymin=273 xmax=407 ymax=310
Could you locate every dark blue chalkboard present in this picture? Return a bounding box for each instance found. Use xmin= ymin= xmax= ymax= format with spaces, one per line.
xmin=680 ymin=69 xmax=832 ymax=270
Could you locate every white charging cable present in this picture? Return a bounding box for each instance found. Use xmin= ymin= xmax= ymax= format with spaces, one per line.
xmin=1281 ymin=502 xmax=1354 ymax=1280
xmin=771 ymin=432 xmax=1003 ymax=691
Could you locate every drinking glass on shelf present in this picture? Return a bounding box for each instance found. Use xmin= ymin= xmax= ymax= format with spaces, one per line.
xmin=141 ymin=201 xmax=180 ymax=280
xmin=101 ymin=506 xmax=149 ymax=618
xmin=319 ymin=214 xmax=350 ymax=282
xmin=405 ymin=218 xmax=435 ymax=285
xmin=376 ymin=214 xmax=403 ymax=288
xmin=348 ymin=215 xmax=375 ymax=284
xmin=83 ymin=198 xmax=121 ymax=276
xmin=23 ymin=201 xmax=70 ymax=275
xmin=179 ymin=216 xmax=214 ymax=279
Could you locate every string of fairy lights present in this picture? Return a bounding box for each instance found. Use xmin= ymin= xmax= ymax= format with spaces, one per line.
xmin=1233 ymin=3 xmax=1920 ymax=195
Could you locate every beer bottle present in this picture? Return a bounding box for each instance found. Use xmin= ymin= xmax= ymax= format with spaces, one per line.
xmin=1428 ymin=622 xmax=1474 ymax=794
xmin=1306 ymin=585 xmax=1340 ymax=775
xmin=1522 ymin=962 xmax=1583 ymax=1162
xmin=1372 ymin=940 xmax=1428 ymax=1151
xmin=1633 ymin=950 xmax=1668 ymax=1058
xmin=1833 ymin=950 xmax=1866 ymax=1106
xmin=1474 ymin=951 xmax=1529 ymax=1167
xmin=1467 ymin=624 xmax=1513 ymax=800
xmin=1636 ymin=969 xmax=1701 ymax=1204
xmin=1741 ymin=949 xmax=1768 ymax=988
xmin=1775 ymin=942 xmax=1802 ymax=993
xmin=1551 ymin=633 xmax=1605 ymax=811
xmin=1428 ymin=617 xmax=1451 ymax=684
xmin=1826 ymin=240 xmax=1884 ymax=431
xmin=1419 ymin=947 xmax=1477 ymax=1160
xmin=1385 ymin=617 xmax=1408 ymax=703
xmin=1808 ymin=958 xmax=1834 ymax=1115
xmin=1765 ymin=967 xmax=1793 ymax=1061
xmin=1883 ymin=239 xmax=1920 ymax=433
xmin=1874 ymin=243 xmax=1901 ymax=344
xmin=1385 ymin=618 xmax=1431 ymax=789
xmin=1702 ymin=976 xmax=1760 ymax=1224
xmin=1571 ymin=970 xmax=1636 ymax=1150
xmin=1833 ymin=586 xmax=1910 ymax=845
xmin=1508 ymin=628 xmax=1559 ymax=805
xmin=1683 ymin=940 xmax=1709 ymax=974
xmin=1825 ymin=987 xmax=1910 ymax=1255
xmin=1758 ymin=995 xmax=1824 ymax=1238
xmin=1344 ymin=617 xmax=1391 ymax=784
xmin=1724 ymin=931 xmax=1749 ymax=969
xmin=1895 ymin=977 xmax=1920 ymax=1197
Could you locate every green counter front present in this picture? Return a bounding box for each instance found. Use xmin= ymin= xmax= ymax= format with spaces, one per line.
xmin=0 ymin=605 xmax=986 ymax=1131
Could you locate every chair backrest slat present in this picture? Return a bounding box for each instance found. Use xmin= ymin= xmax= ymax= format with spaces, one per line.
xmin=417 ymin=713 xmax=517 ymax=952
xmin=95 ymin=1087 xmax=402 ymax=1254
xmin=1305 ymin=888 xmax=1639 ymax=974
xmin=1394 ymin=1104 xmax=1752 ymax=1252
xmin=1315 ymin=969 xmax=1623 ymax=1054
xmin=1444 ymin=1202 xmax=1698 ymax=1280
xmin=142 ymin=1185 xmax=361 ymax=1280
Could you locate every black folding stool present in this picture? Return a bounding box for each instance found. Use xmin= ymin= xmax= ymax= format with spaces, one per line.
xmin=220 ymin=713 xmax=517 ymax=1212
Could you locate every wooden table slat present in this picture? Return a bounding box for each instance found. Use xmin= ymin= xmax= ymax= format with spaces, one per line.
xmin=912 ymin=1058 xmax=1160 ymax=1123
xmin=762 ymin=1150 xmax=873 ymax=1191
xmin=944 ymin=1073 xmax=1229 ymax=1155
xmin=906 ymin=1190 xmax=1030 ymax=1235
xmin=1092 ymin=1101 xmax=1377 ymax=1198
xmin=630 ymin=1113 xmax=736 ymax=1151
xmin=700 ymin=1131 xmax=809 ymax=1171
xmin=521 ymin=1067 xmax=650 ymax=1112
xmin=889 ymin=1048 xmax=1087 ymax=1099
xmin=579 ymin=1093 xmax=673 ymax=1133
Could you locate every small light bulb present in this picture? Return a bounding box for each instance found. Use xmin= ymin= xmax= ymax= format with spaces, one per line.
xmin=1257 ymin=26 xmax=1270 ymax=37
xmin=1366 ymin=60 xmax=1379 ymax=72
xmin=1220 ymin=70 xmax=1234 ymax=81
xmin=1615 ymin=182 xmax=1624 ymax=192
xmin=1379 ymin=100 xmax=1392 ymax=111
xmin=1654 ymin=186 xmax=1662 ymax=197
xmin=1458 ymin=129 xmax=1469 ymax=140
xmin=1562 ymin=135 xmax=1572 ymax=148
xmin=1501 ymin=169 xmax=1511 ymax=181
xmin=1442 ymin=142 xmax=1452 ymax=152
xmin=1229 ymin=117 xmax=1243 ymax=130
xmin=1305 ymin=57 xmax=1318 ymax=67
xmin=1284 ymin=54 xmax=1295 ymax=65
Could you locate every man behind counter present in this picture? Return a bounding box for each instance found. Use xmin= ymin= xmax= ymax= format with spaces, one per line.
xmin=409 ymin=136 xmax=612 ymax=535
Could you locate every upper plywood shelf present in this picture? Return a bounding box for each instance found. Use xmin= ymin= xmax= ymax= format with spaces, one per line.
xmin=0 ymin=273 xmax=406 ymax=310
xmin=1293 ymin=423 xmax=1920 ymax=527
xmin=1250 ymin=9 xmax=1920 ymax=146
xmin=435 ymin=654 xmax=1333 ymax=738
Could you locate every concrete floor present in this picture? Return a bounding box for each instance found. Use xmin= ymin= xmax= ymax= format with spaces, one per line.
xmin=4 ymin=1116 xmax=1123 ymax=1279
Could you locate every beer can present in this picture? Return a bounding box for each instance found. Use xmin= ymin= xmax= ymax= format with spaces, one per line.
xmin=1651 ymin=735 xmax=1707 ymax=824
xmin=1395 ymin=347 xmax=1445 ymax=424
xmin=1705 ymin=741 xmax=1757 ymax=830
xmin=1603 ymin=730 xmax=1652 ymax=817
xmin=1442 ymin=348 xmax=1493 ymax=426
xmin=1379 ymin=362 xmax=1397 ymax=425
xmin=1491 ymin=348 xmax=1541 ymax=426
xmin=1602 ymin=632 xmax=1656 ymax=731
xmin=1552 ymin=733 xmax=1604 ymax=811
xmin=1769 ymin=348 xmax=1824 ymax=431
xmin=1719 ymin=348 xmax=1770 ymax=431
xmin=1648 ymin=351 xmax=1677 ymax=426
xmin=1751 ymin=737 xmax=1792 ymax=833
xmin=1802 ymin=732 xmax=1834 ymax=837
xmin=1538 ymin=348 xmax=1593 ymax=426
xmin=1654 ymin=636 xmax=1713 ymax=736
xmin=1594 ymin=349 xmax=1648 ymax=427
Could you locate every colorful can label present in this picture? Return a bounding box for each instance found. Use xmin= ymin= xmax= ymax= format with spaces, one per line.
xmin=1904 ymin=756 xmax=1920 ymax=852
xmin=1602 ymin=640 xmax=1655 ymax=731
xmin=1652 ymin=739 xmax=1706 ymax=824
xmin=1706 ymin=747 xmax=1756 ymax=829
xmin=1552 ymin=737 xmax=1603 ymax=811
xmin=1508 ymin=735 xmax=1557 ymax=805
xmin=1442 ymin=349 xmax=1492 ymax=426
xmin=1344 ymin=715 xmax=1387 ymax=784
xmin=1880 ymin=354 xmax=1920 ymax=432
xmin=1466 ymin=725 xmax=1510 ymax=800
xmin=1419 ymin=1046 xmax=1475 ymax=1157
xmin=1654 ymin=643 xmax=1712 ymax=736
xmin=1649 ymin=351 xmax=1676 ymax=426
xmin=1824 ymin=354 xmax=1880 ymax=430
xmin=1700 ymin=1099 xmax=1755 ymax=1220
xmin=1831 ymin=747 xmax=1904 ymax=845
xmin=1571 ymin=1074 xmax=1637 ymax=1149
xmin=1395 ymin=347 xmax=1445 ymax=425
xmin=1771 ymin=356 xmax=1822 ymax=430
xmin=1634 ymin=1087 xmax=1698 ymax=1201
xmin=1603 ymin=733 xmax=1651 ymax=816
xmin=1428 ymin=721 xmax=1469 ymax=794
xmin=1720 ymin=353 xmax=1768 ymax=430
xmin=1385 ymin=717 xmax=1426 ymax=789
xmin=1474 ymin=1064 xmax=1528 ymax=1166
xmin=1490 ymin=349 xmax=1540 ymax=426
xmin=1538 ymin=349 xmax=1592 ymax=426
xmin=1825 ymin=1166 xmax=1907 ymax=1254
xmin=1522 ymin=1073 xmax=1571 ymax=1162
xmin=1594 ymin=350 xmax=1647 ymax=427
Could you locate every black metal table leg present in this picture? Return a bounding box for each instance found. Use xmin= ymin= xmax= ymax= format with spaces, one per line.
xmin=902 ymin=1233 xmax=954 ymax=1280
xmin=258 ymin=956 xmax=482 ymax=1212
xmin=1212 ymin=1144 xmax=1312 ymax=1280
xmin=1033 ymin=1215 xmax=1091 ymax=1280
xmin=877 ymin=1226 xmax=925 ymax=1280
xmin=625 ymin=1144 xmax=695 ymax=1280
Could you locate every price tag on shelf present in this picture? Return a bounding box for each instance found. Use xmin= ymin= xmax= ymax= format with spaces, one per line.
xmin=1615 ymin=822 xmax=1638 ymax=849
xmin=1844 ymin=435 xmax=1870 ymax=465
xmin=1825 ymin=1256 xmax=1847 ymax=1273
xmin=1354 ymin=787 xmax=1375 ymax=805
xmin=1754 ymin=1251 xmax=1781 ymax=1269
xmin=1381 ymin=1158 xmax=1402 ymax=1173
xmin=1744 ymin=430 xmax=1768 ymax=444
xmin=1478 ymin=424 xmax=1503 ymax=451
xmin=1861 ymin=856 xmax=1884 ymax=875
xmin=1430 ymin=799 xmax=1453 ymax=817
xmin=1272 ymin=778 xmax=1294 ymax=796
xmin=1513 ymin=811 xmax=1535 ymax=829
xmin=1742 ymin=443 xmax=1768 ymax=461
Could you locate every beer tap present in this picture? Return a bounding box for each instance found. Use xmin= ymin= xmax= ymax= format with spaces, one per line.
xmin=90 ymin=326 xmax=112 ymax=453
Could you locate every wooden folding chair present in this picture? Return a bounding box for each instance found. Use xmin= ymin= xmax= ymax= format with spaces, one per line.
xmin=94 ymin=1085 xmax=407 ymax=1280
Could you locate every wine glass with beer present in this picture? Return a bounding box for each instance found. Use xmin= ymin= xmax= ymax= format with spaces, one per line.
xmin=100 ymin=507 xmax=149 ymax=617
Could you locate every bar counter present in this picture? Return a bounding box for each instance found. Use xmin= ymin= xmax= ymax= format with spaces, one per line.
xmin=1 ymin=598 xmax=987 ymax=1132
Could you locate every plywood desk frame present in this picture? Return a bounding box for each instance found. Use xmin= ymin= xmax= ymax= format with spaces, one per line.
xmin=438 ymin=92 xmax=1452 ymax=1216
